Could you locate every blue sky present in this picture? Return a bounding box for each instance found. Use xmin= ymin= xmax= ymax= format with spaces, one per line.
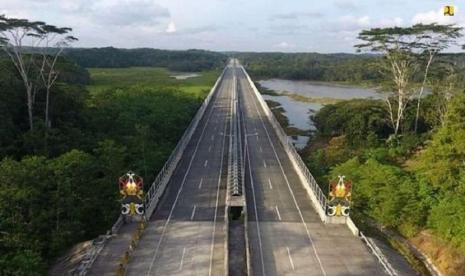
xmin=2 ymin=0 xmax=464 ymax=52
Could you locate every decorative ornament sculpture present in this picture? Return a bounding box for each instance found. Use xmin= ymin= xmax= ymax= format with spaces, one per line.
xmin=326 ymin=175 xmax=352 ymax=217
xmin=119 ymin=171 xmax=144 ymax=217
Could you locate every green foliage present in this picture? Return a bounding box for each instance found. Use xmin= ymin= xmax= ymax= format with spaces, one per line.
xmin=313 ymin=99 xmax=391 ymax=146
xmin=330 ymin=158 xmax=424 ymax=229
xmin=237 ymin=52 xmax=383 ymax=83
xmin=64 ymin=47 xmax=227 ymax=71
xmin=0 ymin=250 xmax=44 ymax=276
xmin=308 ymin=89 xmax=465 ymax=250
xmin=87 ymin=67 xmax=218 ymax=97
xmin=415 ymin=91 xmax=465 ymax=195
xmin=428 ymin=196 xmax=465 ymax=249
xmin=0 ymin=150 xmax=121 ymax=273
xmin=0 ymin=59 xmax=219 ymax=274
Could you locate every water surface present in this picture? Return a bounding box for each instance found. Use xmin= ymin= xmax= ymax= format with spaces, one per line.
xmin=259 ymin=79 xmax=382 ymax=100
xmin=170 ymin=73 xmax=201 ymax=80
xmin=259 ymin=79 xmax=382 ymax=149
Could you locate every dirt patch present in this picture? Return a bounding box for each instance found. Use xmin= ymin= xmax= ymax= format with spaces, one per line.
xmin=410 ymin=231 xmax=465 ymax=276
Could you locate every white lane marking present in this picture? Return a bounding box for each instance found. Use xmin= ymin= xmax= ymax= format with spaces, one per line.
xmin=208 ymin=71 xmax=232 ymax=276
xmin=179 ymin=247 xmax=187 ymax=271
xmin=275 ymin=205 xmax=282 ymax=221
xmin=246 ymin=142 xmax=266 ymax=276
xmin=240 ymin=87 xmax=267 ymax=276
xmin=204 ymin=160 xmax=208 ymax=167
xmin=198 ymin=178 xmax=203 ymax=189
xmin=191 ymin=205 xmax=197 ymax=221
xmin=268 ymin=178 xmax=273 ymax=190
xmin=211 ymin=134 xmax=215 ymax=141
xmin=263 ymin=160 xmax=267 ymax=168
xmin=287 ymin=247 xmax=295 ymax=271
xmin=145 ymin=71 xmax=223 ymax=276
xmin=246 ymin=71 xmax=327 ymax=276
xmin=208 ymin=145 xmax=212 ymax=152
xmin=256 ymin=135 xmax=259 ymax=141
xmin=259 ymin=146 xmax=263 ymax=152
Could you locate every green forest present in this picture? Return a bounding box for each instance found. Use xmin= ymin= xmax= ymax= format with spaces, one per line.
xmin=238 ymin=51 xmax=465 ymax=85
xmin=64 ymin=47 xmax=227 ymax=72
xmin=0 ymin=37 xmax=221 ymax=275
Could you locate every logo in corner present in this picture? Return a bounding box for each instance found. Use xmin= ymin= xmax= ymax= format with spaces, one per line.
xmin=444 ymin=5 xmax=455 ymax=16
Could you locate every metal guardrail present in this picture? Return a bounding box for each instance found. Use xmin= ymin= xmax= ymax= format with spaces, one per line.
xmin=228 ymin=75 xmax=243 ymax=197
xmin=360 ymin=232 xmax=399 ymax=276
xmin=75 ymin=66 xmax=227 ymax=276
xmin=239 ymin=66 xmax=327 ymax=214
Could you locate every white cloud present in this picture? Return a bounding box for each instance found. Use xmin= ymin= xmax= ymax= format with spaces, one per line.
xmin=334 ymin=0 xmax=357 ymax=10
xmin=271 ymin=11 xmax=323 ymax=21
xmin=378 ymin=17 xmax=404 ymax=27
xmin=90 ymin=0 xmax=170 ymax=26
xmin=166 ymin=21 xmax=176 ymax=33
xmin=274 ymin=41 xmax=295 ymax=49
xmin=357 ymin=16 xmax=371 ymax=26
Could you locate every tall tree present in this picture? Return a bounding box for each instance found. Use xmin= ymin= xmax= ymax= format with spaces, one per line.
xmin=37 ymin=25 xmax=77 ymax=129
xmin=410 ymin=23 xmax=463 ymax=132
xmin=356 ymin=27 xmax=419 ymax=136
xmin=0 ymin=15 xmax=76 ymax=131
xmin=0 ymin=15 xmax=45 ymax=130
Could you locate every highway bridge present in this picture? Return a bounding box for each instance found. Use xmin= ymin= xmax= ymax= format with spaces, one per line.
xmin=82 ymin=60 xmax=409 ymax=276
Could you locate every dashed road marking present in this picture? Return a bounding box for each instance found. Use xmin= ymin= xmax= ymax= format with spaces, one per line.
xmin=275 ymin=205 xmax=282 ymax=221
xmin=204 ymin=160 xmax=208 ymax=167
xmin=287 ymin=247 xmax=295 ymax=271
xmin=179 ymin=247 xmax=187 ymax=271
xmin=191 ymin=205 xmax=196 ymax=221
xmin=263 ymin=160 xmax=267 ymax=168
xmin=198 ymin=178 xmax=203 ymax=189
xmin=268 ymin=178 xmax=273 ymax=189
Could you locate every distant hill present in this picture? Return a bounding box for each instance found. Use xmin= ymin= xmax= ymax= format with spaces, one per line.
xmin=63 ymin=47 xmax=228 ymax=72
xmin=233 ymin=52 xmax=465 ymax=83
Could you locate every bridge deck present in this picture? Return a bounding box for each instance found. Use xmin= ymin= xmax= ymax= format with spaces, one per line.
xmin=89 ymin=61 xmax=391 ymax=276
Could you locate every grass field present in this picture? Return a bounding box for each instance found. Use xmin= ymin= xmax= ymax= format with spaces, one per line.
xmin=87 ymin=67 xmax=220 ymax=97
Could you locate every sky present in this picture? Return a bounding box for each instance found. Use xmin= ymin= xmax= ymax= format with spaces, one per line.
xmin=2 ymin=0 xmax=465 ymax=53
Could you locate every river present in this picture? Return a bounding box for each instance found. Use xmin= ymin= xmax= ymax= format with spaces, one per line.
xmin=258 ymin=79 xmax=382 ymax=149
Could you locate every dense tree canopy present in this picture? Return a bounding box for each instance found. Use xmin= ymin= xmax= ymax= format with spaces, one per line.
xmin=236 ymin=52 xmax=383 ymax=82
xmin=64 ymin=47 xmax=227 ymax=72
xmin=0 ymin=53 xmax=218 ymax=274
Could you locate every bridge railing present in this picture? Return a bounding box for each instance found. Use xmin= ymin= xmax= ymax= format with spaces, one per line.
xmin=240 ymin=66 xmax=328 ymax=220
xmin=360 ymin=231 xmax=398 ymax=276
